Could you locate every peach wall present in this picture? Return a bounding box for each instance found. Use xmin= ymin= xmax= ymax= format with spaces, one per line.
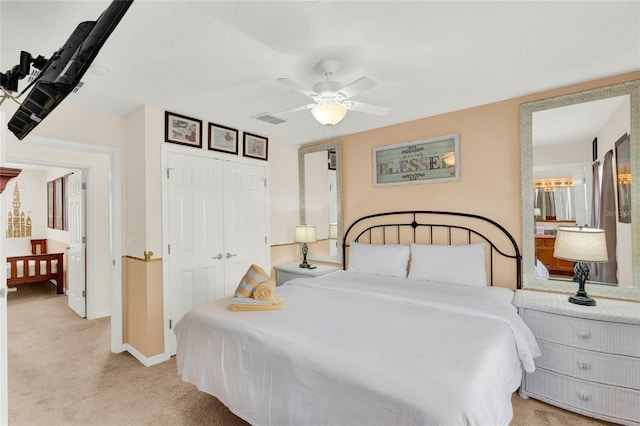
xmin=339 ymin=71 xmax=640 ymax=289
xmin=122 ymin=256 xmax=163 ymax=357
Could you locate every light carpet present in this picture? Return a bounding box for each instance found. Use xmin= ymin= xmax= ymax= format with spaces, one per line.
xmin=7 ymin=281 xmax=612 ymax=425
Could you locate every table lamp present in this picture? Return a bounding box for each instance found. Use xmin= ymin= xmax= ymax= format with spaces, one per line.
xmin=553 ymin=226 xmax=608 ymax=306
xmin=294 ymin=225 xmax=317 ymax=268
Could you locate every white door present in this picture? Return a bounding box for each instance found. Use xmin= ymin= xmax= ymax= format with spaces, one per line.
xmin=222 ymin=161 xmax=267 ymax=296
xmin=166 ymin=153 xmax=225 ymax=355
xmin=67 ymin=171 xmax=86 ymax=317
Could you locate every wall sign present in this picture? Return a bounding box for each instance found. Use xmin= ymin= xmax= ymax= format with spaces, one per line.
xmin=373 ymin=134 xmax=460 ymax=186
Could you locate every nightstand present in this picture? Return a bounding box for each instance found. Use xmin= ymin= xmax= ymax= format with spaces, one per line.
xmin=514 ymin=289 xmax=640 ymax=425
xmin=274 ymin=262 xmax=340 ymax=286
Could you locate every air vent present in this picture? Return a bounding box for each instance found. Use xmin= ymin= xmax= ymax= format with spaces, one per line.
xmin=255 ymin=113 xmax=285 ymax=125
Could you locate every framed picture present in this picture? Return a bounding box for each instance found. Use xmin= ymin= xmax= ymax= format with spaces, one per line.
xmin=165 ymin=111 xmax=202 ymax=148
xmin=54 ymin=177 xmax=64 ymax=230
xmin=47 ymin=180 xmax=54 ymax=229
xmin=208 ymin=123 xmax=238 ymax=155
xmin=328 ymin=150 xmax=337 ymax=170
xmin=373 ymin=134 xmax=460 ymax=186
xmin=615 ymin=133 xmax=631 ymax=223
xmin=243 ymin=132 xmax=268 ymax=161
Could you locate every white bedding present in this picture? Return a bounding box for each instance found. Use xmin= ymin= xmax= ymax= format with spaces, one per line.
xmin=6 ymin=259 xmax=58 ymax=279
xmin=175 ymin=271 xmax=540 ymax=426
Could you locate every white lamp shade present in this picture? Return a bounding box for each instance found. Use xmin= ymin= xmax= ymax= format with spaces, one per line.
xmin=311 ymin=104 xmax=347 ymax=125
xmin=294 ymin=225 xmax=317 ymax=243
xmin=554 ymin=227 xmax=608 ymax=263
xmin=533 ymin=208 xmax=541 ymax=216
xmin=328 ymin=223 xmax=338 ymax=239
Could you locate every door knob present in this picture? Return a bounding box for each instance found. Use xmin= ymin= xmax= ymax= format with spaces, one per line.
xmin=212 ymin=254 xmax=223 ymax=260
xmin=225 ymin=253 xmax=237 ymax=258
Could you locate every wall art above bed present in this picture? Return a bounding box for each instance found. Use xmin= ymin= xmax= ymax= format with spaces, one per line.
xmin=373 ymin=133 xmax=460 ymax=186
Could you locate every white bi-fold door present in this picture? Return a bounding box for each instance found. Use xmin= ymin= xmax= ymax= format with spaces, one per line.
xmin=164 ymin=152 xmax=268 ymax=356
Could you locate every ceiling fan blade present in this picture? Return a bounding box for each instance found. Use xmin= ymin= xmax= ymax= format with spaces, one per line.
xmin=347 ymin=100 xmax=389 ymax=116
xmin=277 ymin=78 xmax=317 ymax=98
xmin=270 ymin=103 xmax=315 ymax=116
xmin=338 ymin=77 xmax=377 ymax=99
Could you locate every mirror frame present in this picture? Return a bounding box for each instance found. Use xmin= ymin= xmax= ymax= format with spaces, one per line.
xmin=299 ymin=140 xmax=343 ymax=264
xmin=520 ymin=79 xmax=640 ymax=301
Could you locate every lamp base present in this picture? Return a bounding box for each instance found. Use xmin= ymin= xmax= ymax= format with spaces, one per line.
xmin=299 ymin=262 xmax=311 ymax=269
xmin=568 ymin=295 xmax=597 ymax=306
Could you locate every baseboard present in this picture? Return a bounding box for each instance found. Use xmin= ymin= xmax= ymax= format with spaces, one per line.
xmin=124 ymin=343 xmax=167 ymax=367
xmin=91 ymin=310 xmax=110 ymax=319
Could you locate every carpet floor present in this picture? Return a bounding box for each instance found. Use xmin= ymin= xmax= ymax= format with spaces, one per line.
xmin=7 ymin=281 xmax=613 ymax=425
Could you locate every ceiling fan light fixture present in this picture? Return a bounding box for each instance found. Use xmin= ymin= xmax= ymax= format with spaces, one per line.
xmin=311 ymin=103 xmax=348 ymax=125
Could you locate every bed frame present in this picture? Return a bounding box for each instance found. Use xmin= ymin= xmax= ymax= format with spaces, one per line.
xmin=342 ymin=210 xmax=522 ymax=289
xmin=6 ymin=239 xmax=64 ymax=294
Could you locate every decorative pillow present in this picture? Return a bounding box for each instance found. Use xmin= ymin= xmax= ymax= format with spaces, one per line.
xmin=408 ymin=243 xmax=487 ymax=287
xmin=235 ymin=264 xmax=271 ymax=297
xmin=348 ymin=242 xmax=410 ymax=278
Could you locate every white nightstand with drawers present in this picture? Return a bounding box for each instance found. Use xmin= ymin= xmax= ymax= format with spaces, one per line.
xmin=514 ymin=290 xmax=640 ymax=425
xmin=274 ymin=262 xmax=339 ymax=286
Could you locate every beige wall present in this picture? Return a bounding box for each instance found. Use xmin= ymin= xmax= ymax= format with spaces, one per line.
xmin=337 ymin=71 xmax=640 ymax=289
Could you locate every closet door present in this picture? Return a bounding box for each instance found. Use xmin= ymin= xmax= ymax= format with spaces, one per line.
xmin=165 ymin=152 xmax=268 ymax=356
xmin=222 ymin=161 xmax=267 ymax=296
xmin=166 ymin=152 xmax=225 ymax=355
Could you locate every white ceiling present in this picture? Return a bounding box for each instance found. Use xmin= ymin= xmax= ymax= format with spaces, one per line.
xmin=1 ymin=1 xmax=639 ymax=145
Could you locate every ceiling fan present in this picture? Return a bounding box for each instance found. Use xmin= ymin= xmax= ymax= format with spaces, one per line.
xmin=273 ymin=59 xmax=389 ymax=126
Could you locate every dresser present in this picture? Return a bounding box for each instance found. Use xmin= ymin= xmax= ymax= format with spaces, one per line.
xmin=274 ymin=262 xmax=339 ymax=286
xmin=514 ymin=290 xmax=640 ymax=425
xmin=535 ymin=235 xmax=574 ymax=275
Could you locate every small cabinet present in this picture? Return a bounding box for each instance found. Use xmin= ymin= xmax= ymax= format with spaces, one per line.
xmin=274 ymin=263 xmax=339 ymax=286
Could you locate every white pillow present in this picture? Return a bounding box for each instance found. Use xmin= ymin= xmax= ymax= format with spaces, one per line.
xmin=408 ymin=243 xmax=487 ymax=287
xmin=348 ymin=242 xmax=410 ymax=278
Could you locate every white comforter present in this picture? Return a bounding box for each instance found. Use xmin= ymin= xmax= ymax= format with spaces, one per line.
xmin=175 ymin=271 xmax=540 ymax=426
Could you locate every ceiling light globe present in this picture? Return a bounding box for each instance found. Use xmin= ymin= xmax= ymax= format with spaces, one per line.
xmin=311 ymin=104 xmax=348 ymax=125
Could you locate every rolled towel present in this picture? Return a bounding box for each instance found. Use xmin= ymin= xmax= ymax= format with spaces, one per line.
xmin=253 ymin=279 xmax=276 ymax=300
xmin=235 ymin=264 xmax=270 ymax=298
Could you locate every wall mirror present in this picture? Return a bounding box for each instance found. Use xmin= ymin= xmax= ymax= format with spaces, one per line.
xmin=521 ymin=80 xmax=640 ymax=300
xmin=299 ymin=140 xmax=342 ymax=264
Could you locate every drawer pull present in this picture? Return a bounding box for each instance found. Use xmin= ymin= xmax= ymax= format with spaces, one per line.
xmin=578 ymin=361 xmax=591 ymax=370
xmin=577 ymin=330 xmax=592 ymax=339
xmin=577 ymin=391 xmax=591 ymax=401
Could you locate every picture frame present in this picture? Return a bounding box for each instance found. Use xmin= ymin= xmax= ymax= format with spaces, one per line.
xmin=243 ymin=132 xmax=268 ymax=161
xmin=164 ymin=111 xmax=202 ymax=148
xmin=373 ymin=134 xmax=460 ymax=186
xmin=208 ymin=123 xmax=238 ymax=155
xmin=614 ymin=133 xmax=631 ymax=223
xmin=47 ymin=180 xmax=54 ymax=229
xmin=328 ymin=150 xmax=337 ymax=170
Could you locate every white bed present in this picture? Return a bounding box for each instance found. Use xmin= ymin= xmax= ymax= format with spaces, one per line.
xmin=175 ymin=211 xmax=541 ymax=426
xmin=176 ymin=272 xmax=539 ymax=425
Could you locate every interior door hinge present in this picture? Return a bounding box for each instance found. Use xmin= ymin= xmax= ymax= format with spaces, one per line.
xmin=82 ymin=236 xmax=86 ymax=244
xmin=169 ymin=319 xmax=172 ymax=330
xmin=82 ymin=290 xmax=86 ymax=298
xmin=82 ymin=182 xmax=87 ymax=190
xmin=168 ymin=244 xmax=171 ymax=254
xmin=264 ymin=179 xmax=267 ymax=188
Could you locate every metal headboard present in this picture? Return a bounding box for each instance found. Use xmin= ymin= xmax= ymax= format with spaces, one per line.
xmin=342 ymin=210 xmax=522 ymax=289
